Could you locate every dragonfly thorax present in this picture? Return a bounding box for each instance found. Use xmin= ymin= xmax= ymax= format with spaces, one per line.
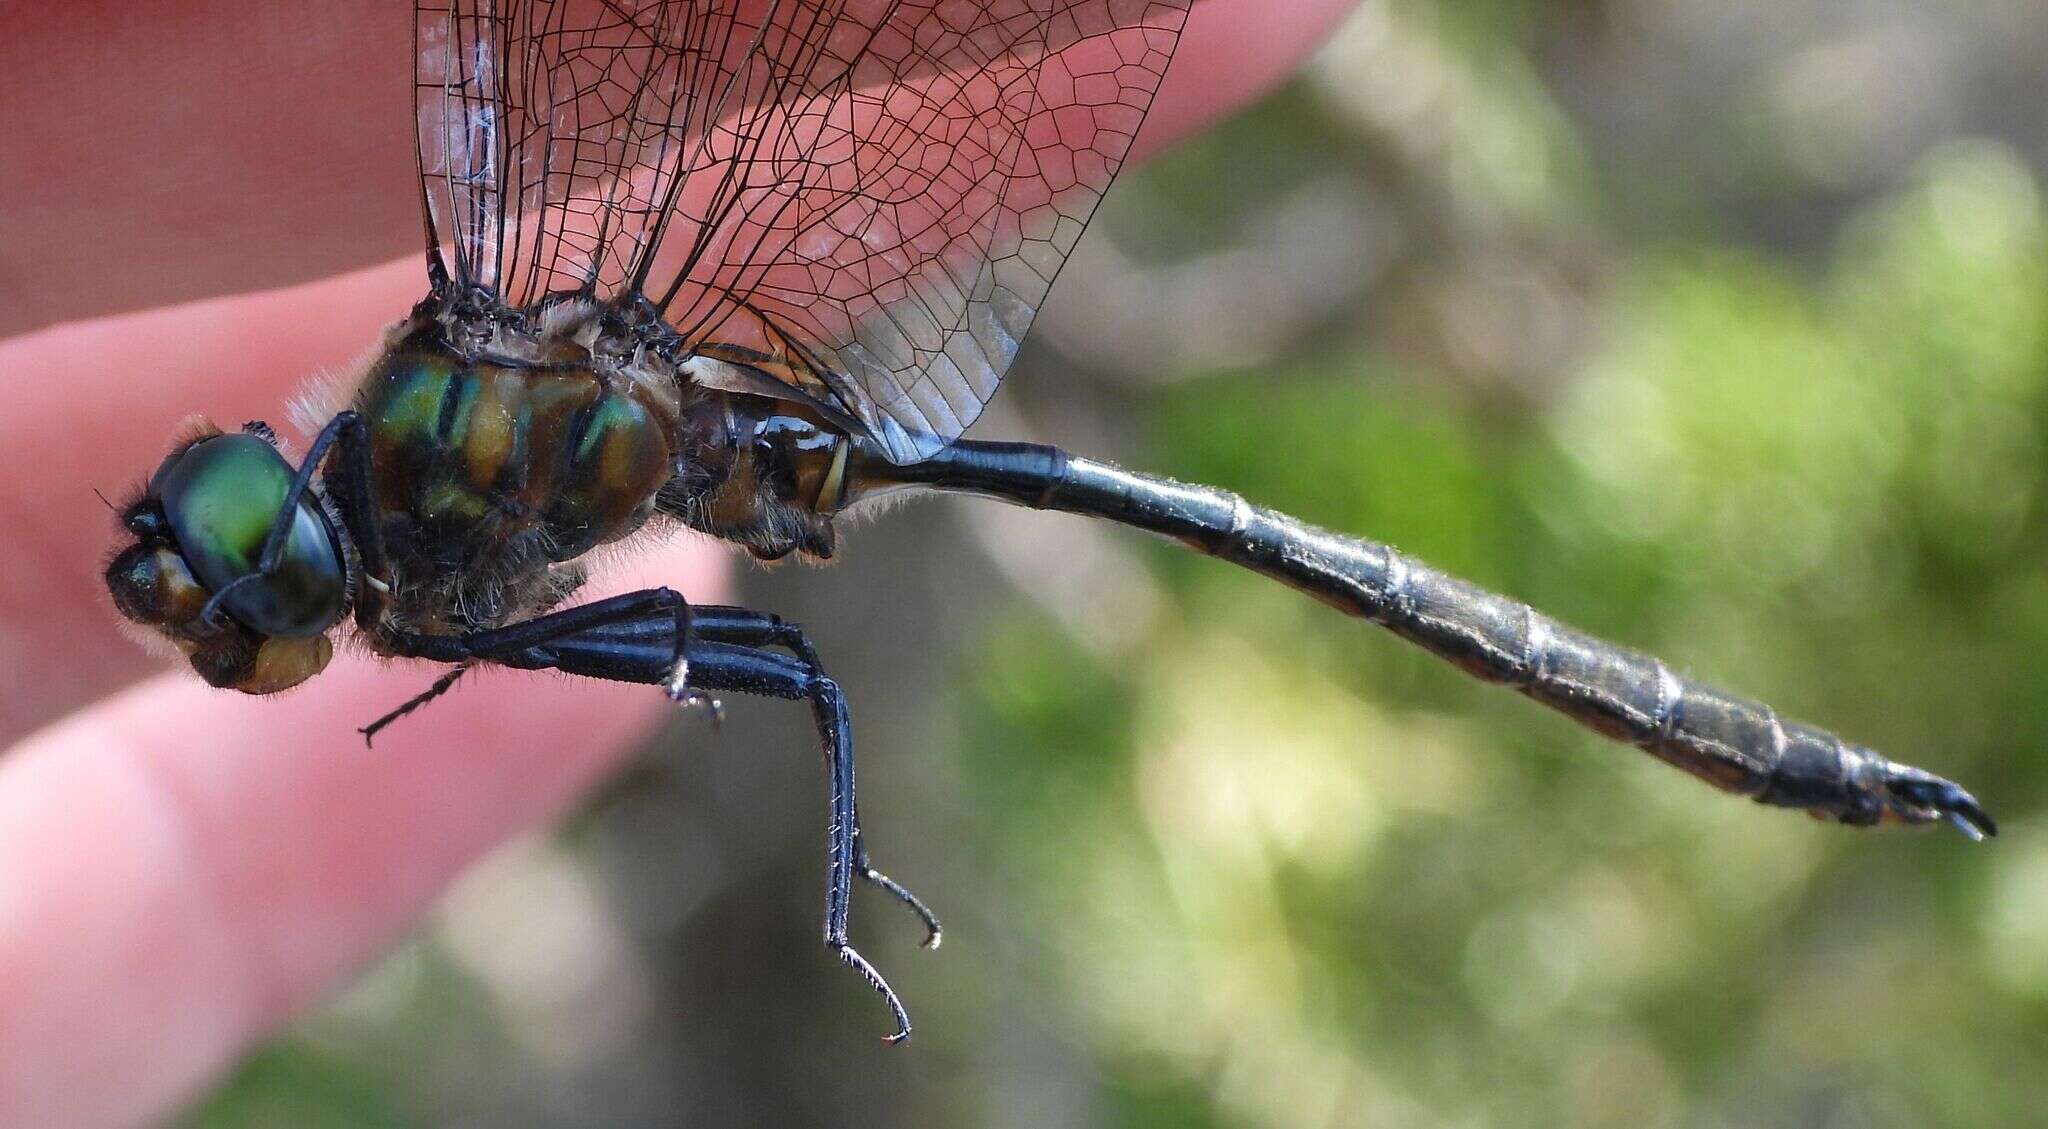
xmin=662 ymin=386 xmax=855 ymax=563
xmin=345 ymin=295 xmax=871 ymax=640
xmin=351 ymin=316 xmax=681 ymax=637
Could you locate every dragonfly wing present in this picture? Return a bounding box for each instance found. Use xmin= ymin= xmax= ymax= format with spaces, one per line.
xmin=651 ymin=1 xmax=1191 ymax=463
xmin=415 ymin=0 xmax=748 ymax=304
xmin=414 ymin=1 xmax=1189 ymax=462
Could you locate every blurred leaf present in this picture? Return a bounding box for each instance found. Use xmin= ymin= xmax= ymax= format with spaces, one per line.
xmin=180 ymin=1042 xmax=413 ymax=1129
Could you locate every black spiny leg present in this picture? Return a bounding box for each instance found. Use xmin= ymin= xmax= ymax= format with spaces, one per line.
xmin=690 ymin=607 xmax=943 ymax=950
xmin=359 ymin=663 xmax=472 ymax=746
xmin=383 ymin=592 xmax=933 ymax=1043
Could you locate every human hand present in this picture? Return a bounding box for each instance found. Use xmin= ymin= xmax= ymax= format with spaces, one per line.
xmin=0 ymin=1 xmax=1355 ymax=1124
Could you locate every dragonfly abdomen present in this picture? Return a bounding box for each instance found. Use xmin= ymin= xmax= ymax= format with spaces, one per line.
xmin=888 ymin=440 xmax=1993 ymax=837
xmin=1308 ymin=539 xmax=1871 ymax=815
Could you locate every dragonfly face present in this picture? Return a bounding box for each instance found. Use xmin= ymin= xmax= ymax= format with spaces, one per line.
xmin=105 ymin=424 xmax=348 ymax=693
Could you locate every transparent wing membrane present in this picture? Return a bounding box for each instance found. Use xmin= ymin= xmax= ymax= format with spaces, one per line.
xmin=415 ymin=1 xmax=727 ymax=299
xmin=415 ymin=0 xmax=1189 ymax=462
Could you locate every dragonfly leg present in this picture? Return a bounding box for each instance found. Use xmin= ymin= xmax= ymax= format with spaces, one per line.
xmin=316 ymin=411 xmax=397 ymax=634
xmin=386 ymin=587 xmax=692 ymax=666
xmin=667 ymin=634 xmax=919 ymax=1043
xmin=689 ymin=607 xmax=942 ymax=949
xmin=359 ymin=663 xmax=472 ymax=746
xmin=389 ymin=592 xmax=925 ymax=1042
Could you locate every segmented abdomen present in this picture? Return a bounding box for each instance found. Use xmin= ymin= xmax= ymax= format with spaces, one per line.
xmin=1050 ymin=457 xmax=1924 ymax=826
xmin=896 ymin=440 xmax=1988 ymax=835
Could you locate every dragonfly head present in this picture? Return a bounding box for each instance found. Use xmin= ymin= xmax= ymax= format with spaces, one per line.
xmin=105 ymin=421 xmax=349 ymax=694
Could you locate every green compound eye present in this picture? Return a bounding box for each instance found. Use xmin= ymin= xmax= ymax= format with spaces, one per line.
xmin=157 ymin=433 xmax=347 ymax=638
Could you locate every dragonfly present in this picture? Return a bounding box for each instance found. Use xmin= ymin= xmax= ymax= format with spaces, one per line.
xmin=101 ymin=0 xmax=1995 ymax=1043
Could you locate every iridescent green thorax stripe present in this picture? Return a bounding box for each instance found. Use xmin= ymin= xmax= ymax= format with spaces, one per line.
xmin=357 ymin=342 xmax=673 ymax=576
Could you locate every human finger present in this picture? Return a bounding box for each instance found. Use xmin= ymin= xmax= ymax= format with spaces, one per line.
xmin=0 ymin=0 xmax=1358 ymax=337
xmin=0 ymin=261 xmax=422 ymax=738
xmin=0 ymin=546 xmax=719 ymax=1129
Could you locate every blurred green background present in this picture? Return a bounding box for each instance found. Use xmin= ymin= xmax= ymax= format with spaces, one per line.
xmin=187 ymin=1 xmax=2048 ymax=1125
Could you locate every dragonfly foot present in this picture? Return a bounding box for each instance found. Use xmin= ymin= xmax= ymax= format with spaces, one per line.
xmin=832 ymin=940 xmax=913 ymax=1045
xmin=862 ymin=866 xmax=943 ymax=949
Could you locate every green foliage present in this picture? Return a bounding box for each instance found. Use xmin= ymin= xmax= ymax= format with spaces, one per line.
xmin=947 ymin=31 xmax=2048 ymax=1129
xmin=181 ymin=1042 xmax=413 ymax=1129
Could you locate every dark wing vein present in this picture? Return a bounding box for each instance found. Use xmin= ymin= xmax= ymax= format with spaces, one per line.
xmin=417 ymin=0 xmax=719 ymax=301
xmin=415 ymin=0 xmax=1190 ymax=463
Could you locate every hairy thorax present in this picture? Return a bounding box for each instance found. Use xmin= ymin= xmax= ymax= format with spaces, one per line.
xmin=349 ymin=302 xmax=682 ymax=637
xmin=337 ymin=296 xmax=864 ymax=643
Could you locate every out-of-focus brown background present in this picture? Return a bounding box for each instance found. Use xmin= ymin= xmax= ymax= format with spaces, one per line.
xmin=187 ymin=2 xmax=2048 ymax=1125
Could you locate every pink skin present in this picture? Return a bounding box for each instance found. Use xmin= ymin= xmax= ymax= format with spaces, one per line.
xmin=0 ymin=1 xmax=1354 ymax=1125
